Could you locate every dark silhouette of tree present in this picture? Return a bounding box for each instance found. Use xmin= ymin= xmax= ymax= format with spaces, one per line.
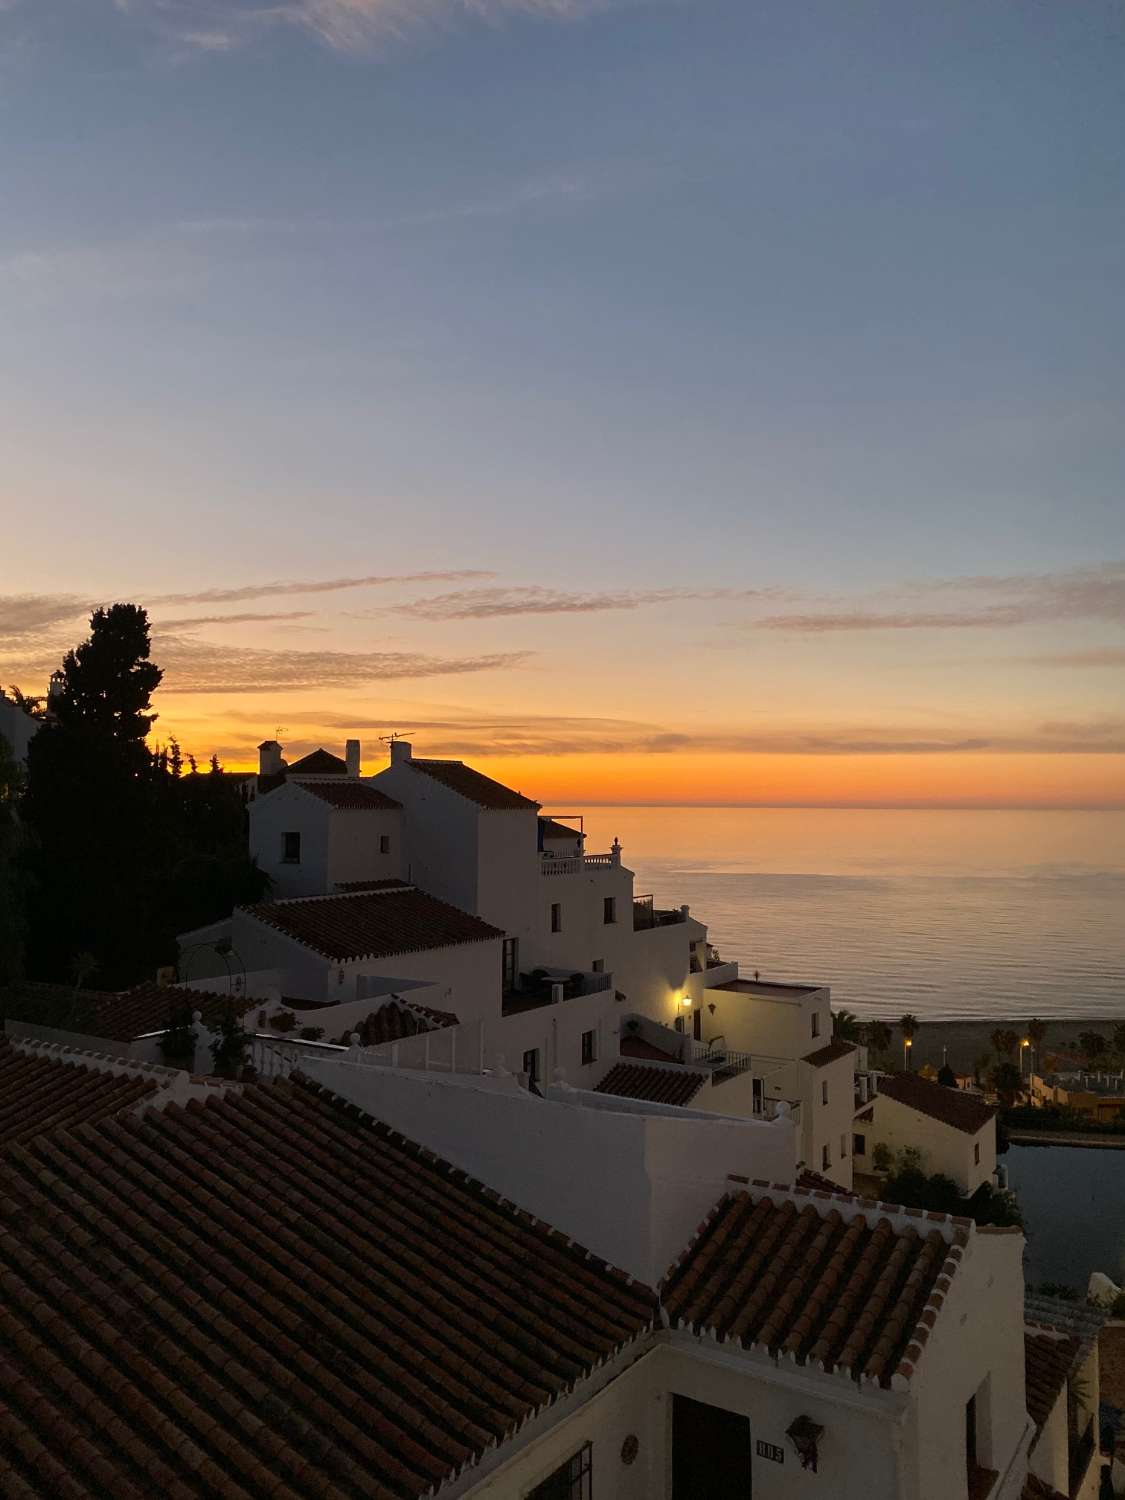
xmin=865 ymin=1020 xmax=892 ymax=1058
xmin=990 ymin=1028 xmax=1019 ymax=1059
xmin=1111 ymin=1022 xmax=1125 ymax=1059
xmin=20 ymin=605 xmax=268 ymax=989
xmin=832 ymin=1009 xmax=862 ymax=1042
xmin=990 ymin=1061 xmax=1023 ymax=1108
xmin=1078 ymin=1031 xmax=1107 ymax=1065
xmin=0 ymin=731 xmax=25 ymax=985
xmin=937 ymin=1062 xmax=957 ymax=1088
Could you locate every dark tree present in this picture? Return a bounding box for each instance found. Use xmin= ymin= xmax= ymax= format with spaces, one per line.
xmin=20 ymin=605 xmax=268 ymax=989
xmin=0 ymin=730 xmax=25 ymax=985
xmin=937 ymin=1062 xmax=957 ymax=1088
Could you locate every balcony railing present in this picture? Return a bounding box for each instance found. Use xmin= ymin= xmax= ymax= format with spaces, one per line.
xmin=540 ymin=852 xmax=618 ymax=876
xmin=633 ymin=896 xmax=687 ymax=931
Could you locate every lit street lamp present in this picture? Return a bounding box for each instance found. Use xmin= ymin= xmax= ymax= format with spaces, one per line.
xmin=904 ymin=1036 xmax=913 ymax=1071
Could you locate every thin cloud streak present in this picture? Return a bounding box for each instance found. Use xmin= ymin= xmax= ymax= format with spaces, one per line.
xmin=388 ymin=585 xmax=776 ymax=620
xmin=152 ymin=610 xmax=315 ymax=629
xmin=149 ymin=570 xmax=494 ymax=606
xmin=151 ymin=634 xmax=531 ymax=693
xmin=757 ymin=561 xmax=1125 ymax=634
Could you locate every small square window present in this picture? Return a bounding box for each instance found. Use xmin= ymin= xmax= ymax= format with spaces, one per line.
xmin=811 ymin=1012 xmax=820 ymax=1038
xmin=591 ymin=959 xmax=604 ymax=974
xmin=603 ymin=896 xmax=616 ymax=925
xmin=379 ymin=834 xmax=390 ymax=854
xmin=854 ymin=1132 xmax=866 ymax=1156
xmin=581 ymin=1030 xmax=596 ymax=1066
xmin=821 ymin=1080 xmax=828 ymax=1106
xmin=282 ymin=831 xmax=301 ymax=864
xmin=550 ymin=903 xmax=562 ymax=933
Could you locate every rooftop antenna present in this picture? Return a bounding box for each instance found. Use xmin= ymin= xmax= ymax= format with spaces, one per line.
xmin=378 ymin=730 xmax=417 ymax=744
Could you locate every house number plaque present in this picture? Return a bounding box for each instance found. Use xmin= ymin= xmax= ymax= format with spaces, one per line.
xmin=756 ymin=1440 xmax=784 ymax=1463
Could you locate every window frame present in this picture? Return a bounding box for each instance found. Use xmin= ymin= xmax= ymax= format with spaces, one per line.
xmin=281 ymin=831 xmax=301 ymax=865
xmin=379 ymin=834 xmax=390 ymax=855
xmin=522 ymin=1048 xmax=540 ymax=1084
xmin=525 ymin=1441 xmax=593 ymax=1500
xmin=581 ymin=1029 xmax=597 ymax=1066
xmin=821 ymin=1080 xmax=828 ymax=1106
xmin=602 ymin=896 xmax=617 ymax=925
xmin=550 ymin=902 xmax=562 ymax=933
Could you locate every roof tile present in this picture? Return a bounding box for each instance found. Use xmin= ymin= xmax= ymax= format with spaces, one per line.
xmin=408 ymin=759 xmax=539 ymax=811
xmin=877 ymin=1073 xmax=996 ymax=1135
xmin=595 ymin=1062 xmax=707 ymax=1109
xmin=242 ymin=887 xmax=503 ymax=962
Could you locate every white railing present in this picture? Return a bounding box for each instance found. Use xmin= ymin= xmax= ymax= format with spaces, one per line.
xmin=540 ymin=852 xmax=619 ymax=876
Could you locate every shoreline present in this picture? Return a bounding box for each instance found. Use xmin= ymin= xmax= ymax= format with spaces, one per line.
xmin=853 ymin=1015 xmax=1124 ymax=1075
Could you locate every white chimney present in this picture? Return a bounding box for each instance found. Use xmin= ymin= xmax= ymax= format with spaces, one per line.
xmin=345 ymin=738 xmax=361 ymax=777
xmin=259 ymin=740 xmax=283 ymax=776
xmin=390 ymin=738 xmax=412 ymax=765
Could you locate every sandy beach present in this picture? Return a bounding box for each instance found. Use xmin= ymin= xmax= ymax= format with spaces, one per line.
xmin=853 ymin=1015 xmax=1124 ymax=1076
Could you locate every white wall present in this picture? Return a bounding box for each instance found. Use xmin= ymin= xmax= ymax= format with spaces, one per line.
xmin=297 ymin=1056 xmax=797 ymax=1286
xmin=369 ymin=761 xmax=483 ymax=913
xmin=857 ymin=1093 xmax=996 ymax=1194
xmin=799 ymin=1050 xmax=857 ymax=1189
xmin=249 ymin=783 xmax=333 ymax=898
xmin=327 ymin=807 xmax=404 ymax=887
xmin=0 ymin=697 xmax=36 ymax=763
xmin=704 ymin=982 xmax=832 ymax=1060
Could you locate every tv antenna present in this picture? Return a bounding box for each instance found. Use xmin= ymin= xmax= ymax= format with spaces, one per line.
xmin=379 ymin=730 xmax=417 ymax=744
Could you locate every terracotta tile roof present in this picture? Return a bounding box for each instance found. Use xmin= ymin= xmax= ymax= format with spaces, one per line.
xmin=619 ymin=1034 xmax=680 ymax=1063
xmin=539 ymin=817 xmax=583 ymax=840
xmin=595 ymin=1062 xmax=707 ymax=1109
xmin=334 ymin=878 xmax=411 ymax=894
xmin=877 ymin=1073 xmax=997 ymax=1135
xmin=242 ymin=886 xmax=505 ymax=961
xmin=1025 ymin=1331 xmax=1079 ymax=1430
xmin=0 ymin=1037 xmax=158 ymax=1148
xmin=805 ymin=1040 xmax=857 ymax=1068
xmin=409 ymin=758 xmax=540 ymax=811
xmin=0 ymin=1073 xmax=656 ymax=1498
xmin=338 ymin=998 xmax=459 ymax=1047
xmin=1022 ymin=1475 xmax=1068 ymax=1500
xmin=797 ymin=1168 xmax=851 ymax=1194
xmin=294 ymin=780 xmax=402 ymax=811
xmin=663 ymin=1187 xmax=965 ymax=1387
xmin=287 ymin=747 xmax=347 ymax=775
xmin=2 ymin=980 xmax=253 ymax=1043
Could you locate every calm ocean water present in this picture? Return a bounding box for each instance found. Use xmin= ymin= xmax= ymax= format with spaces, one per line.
xmin=579 ymin=808 xmax=1125 ymax=1022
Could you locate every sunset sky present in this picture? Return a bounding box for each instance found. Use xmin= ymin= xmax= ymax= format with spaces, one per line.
xmin=2 ymin=0 xmax=1123 ymax=808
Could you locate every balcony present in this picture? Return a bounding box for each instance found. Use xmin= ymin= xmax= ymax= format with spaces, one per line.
xmin=502 ymin=967 xmax=613 ymax=1016
xmin=633 ymin=895 xmax=687 ymax=931
xmin=540 ymin=851 xmax=619 ymax=876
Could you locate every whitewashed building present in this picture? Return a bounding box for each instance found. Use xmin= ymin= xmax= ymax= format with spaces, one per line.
xmin=853 ymin=1072 xmax=999 ymax=1196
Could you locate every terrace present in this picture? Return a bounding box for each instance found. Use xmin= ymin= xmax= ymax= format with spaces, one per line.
xmin=502 ymin=965 xmax=614 ymax=1016
xmin=633 ymin=895 xmax=688 ymax=931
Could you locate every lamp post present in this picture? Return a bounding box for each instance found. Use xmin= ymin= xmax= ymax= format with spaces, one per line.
xmin=904 ymin=1036 xmax=913 ymax=1072
xmin=1020 ymin=1038 xmax=1030 ymax=1080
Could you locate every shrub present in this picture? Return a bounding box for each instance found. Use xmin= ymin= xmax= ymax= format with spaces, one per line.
xmin=209 ymin=1009 xmax=250 ymax=1078
xmin=298 ymin=1026 xmax=324 ymax=1042
xmin=269 ymin=1010 xmax=297 ymax=1033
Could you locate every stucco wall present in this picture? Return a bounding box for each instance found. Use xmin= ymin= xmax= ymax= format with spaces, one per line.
xmin=800 ymin=1049 xmax=858 ymax=1189
xmin=904 ymin=1227 xmax=1029 ymax=1500
xmin=0 ymin=698 xmax=36 ymax=763
xmin=327 ymin=807 xmax=404 ymax=887
xmin=369 ymin=762 xmax=482 ymax=913
xmin=249 ymin=783 xmax=333 ymax=898
xmin=298 ymin=1057 xmax=796 ymax=1285
xmin=858 ymin=1092 xmax=996 ymax=1194
xmin=704 ymin=983 xmax=831 ymax=1060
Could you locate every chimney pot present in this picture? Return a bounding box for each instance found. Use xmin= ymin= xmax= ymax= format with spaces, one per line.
xmin=345 ymin=738 xmax=361 ymax=777
xmin=390 ymin=738 xmax=412 ymax=765
xmin=259 ymin=740 xmax=283 ymax=777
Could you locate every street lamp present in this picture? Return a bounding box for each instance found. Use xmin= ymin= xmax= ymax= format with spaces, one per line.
xmin=1020 ymin=1038 xmax=1030 ymax=1079
xmin=904 ymin=1036 xmax=913 ymax=1071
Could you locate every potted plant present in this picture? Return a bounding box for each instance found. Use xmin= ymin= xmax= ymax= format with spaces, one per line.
xmin=210 ymin=1008 xmax=250 ymax=1080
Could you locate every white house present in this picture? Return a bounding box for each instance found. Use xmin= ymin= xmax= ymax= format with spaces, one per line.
xmin=249 ymin=777 xmax=404 ymax=897
xmin=853 ymin=1072 xmax=998 ymax=1196
xmin=0 ymin=692 xmax=37 ymax=764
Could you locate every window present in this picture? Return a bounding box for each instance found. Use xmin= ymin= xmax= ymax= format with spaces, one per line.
xmin=379 ymin=834 xmax=390 ymax=854
xmin=603 ymin=896 xmax=617 ymax=925
xmin=674 ymin=1015 xmax=685 ymax=1034
xmin=282 ymin=831 xmax=301 ymax=864
xmin=821 ymin=1080 xmax=828 ymax=1106
xmin=591 ymin=959 xmax=604 ymax=974
xmin=526 ymin=1442 xmax=592 ymax=1500
xmin=502 ymin=937 xmax=518 ymax=996
xmin=551 ymin=903 xmax=562 ymax=933
xmin=581 ymin=1030 xmax=597 ymax=1066
xmin=840 ymin=1133 xmax=847 ymax=1159
xmin=821 ymin=1144 xmax=830 ymax=1170
xmin=974 ymin=1142 xmax=981 ymax=1165
xmin=522 ymin=1048 xmax=540 ymax=1084
xmin=811 ymin=1012 xmax=820 ymax=1038
xmin=854 ymin=1132 xmax=866 ymax=1156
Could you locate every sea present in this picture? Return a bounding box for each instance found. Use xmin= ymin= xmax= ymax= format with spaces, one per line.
xmin=580 ymin=807 xmax=1125 ymax=1023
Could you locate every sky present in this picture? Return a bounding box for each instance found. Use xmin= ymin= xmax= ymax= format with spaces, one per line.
xmin=1 ymin=0 xmax=1123 ymax=808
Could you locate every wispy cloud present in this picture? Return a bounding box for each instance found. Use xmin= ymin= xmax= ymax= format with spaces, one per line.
xmin=126 ymin=0 xmax=628 ymax=57
xmin=756 ymin=562 xmax=1125 ymax=634
xmin=149 ymin=570 xmax=493 ymax=607
xmin=151 ymin=610 xmax=316 ymax=629
xmin=0 ymin=593 xmax=88 ymax=645
xmin=386 ymin=585 xmax=776 ymax=621
xmin=1020 ymin=648 xmax=1125 ymax=668
xmin=151 ymin=634 xmax=530 ymax=693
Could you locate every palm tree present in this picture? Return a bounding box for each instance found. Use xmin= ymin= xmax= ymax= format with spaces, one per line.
xmin=990 ymin=1028 xmax=1019 ymax=1059
xmin=900 ymin=1014 xmax=919 ymax=1070
xmin=866 ymin=1020 xmax=893 ymax=1061
xmin=1027 ymin=1017 xmax=1048 ymax=1075
xmin=990 ymin=1061 xmax=1023 ymax=1108
xmin=832 ymin=1009 xmax=863 ymax=1042
xmin=1078 ymin=1031 xmax=1107 ymax=1065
